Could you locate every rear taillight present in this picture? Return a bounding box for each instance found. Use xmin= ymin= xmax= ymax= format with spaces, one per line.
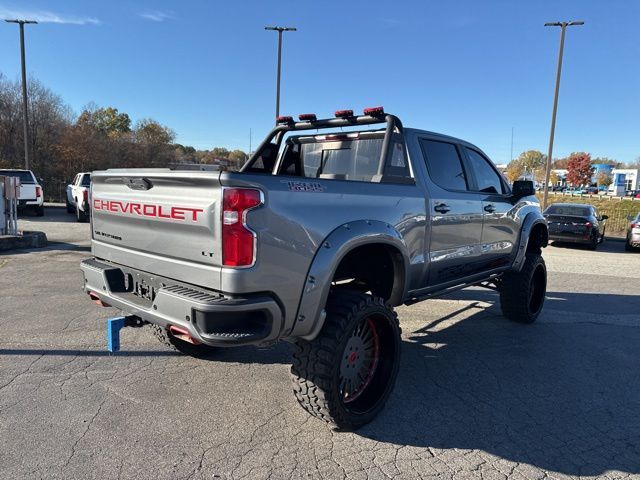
xmin=83 ymin=189 xmax=88 ymax=202
xmin=585 ymin=222 xmax=592 ymax=228
xmin=222 ymin=188 xmax=262 ymax=267
xmin=35 ymin=186 xmax=41 ymax=198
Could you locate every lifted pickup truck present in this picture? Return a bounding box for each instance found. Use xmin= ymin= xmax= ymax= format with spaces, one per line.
xmin=81 ymin=108 xmax=548 ymax=430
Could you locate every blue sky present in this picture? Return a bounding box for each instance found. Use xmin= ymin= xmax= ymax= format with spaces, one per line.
xmin=0 ymin=0 xmax=638 ymax=164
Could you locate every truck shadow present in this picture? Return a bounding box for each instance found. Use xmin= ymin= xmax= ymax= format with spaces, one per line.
xmin=359 ymin=292 xmax=640 ymax=476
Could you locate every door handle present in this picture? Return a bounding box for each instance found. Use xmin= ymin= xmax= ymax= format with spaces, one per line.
xmin=484 ymin=204 xmax=496 ymax=213
xmin=434 ymin=203 xmax=450 ymax=214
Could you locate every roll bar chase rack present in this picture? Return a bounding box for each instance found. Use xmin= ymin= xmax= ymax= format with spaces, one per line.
xmin=240 ymin=113 xmax=405 ymax=175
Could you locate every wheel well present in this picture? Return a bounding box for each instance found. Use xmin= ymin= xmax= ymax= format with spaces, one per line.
xmin=332 ymin=243 xmax=405 ymax=306
xmin=527 ymin=223 xmax=549 ymax=254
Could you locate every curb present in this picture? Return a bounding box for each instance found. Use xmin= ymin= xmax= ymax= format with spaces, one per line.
xmin=0 ymin=231 xmax=48 ymax=251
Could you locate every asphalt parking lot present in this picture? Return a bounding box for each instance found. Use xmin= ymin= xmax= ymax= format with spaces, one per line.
xmin=1 ymin=207 xmax=639 ymax=480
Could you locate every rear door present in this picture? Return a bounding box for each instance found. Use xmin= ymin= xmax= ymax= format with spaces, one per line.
xmin=462 ymin=147 xmax=517 ymax=269
xmin=418 ymin=138 xmax=485 ymax=286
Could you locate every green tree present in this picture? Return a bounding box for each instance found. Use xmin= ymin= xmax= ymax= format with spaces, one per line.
xmin=78 ymin=105 xmax=131 ymax=136
xmin=504 ymin=161 xmax=524 ymax=183
xmin=516 ymin=150 xmax=546 ymax=173
xmin=134 ymin=119 xmax=175 ymax=145
xmin=596 ymin=171 xmax=613 ymax=188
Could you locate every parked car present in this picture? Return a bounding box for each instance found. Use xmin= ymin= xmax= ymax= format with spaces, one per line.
xmin=544 ymin=203 xmax=607 ymax=250
xmin=0 ymin=169 xmax=44 ymax=216
xmin=625 ymin=213 xmax=640 ymax=251
xmin=565 ymin=187 xmax=586 ymax=195
xmin=80 ymin=108 xmax=549 ymax=430
xmin=585 ymin=186 xmax=598 ymax=195
xmin=66 ymin=172 xmax=91 ymax=222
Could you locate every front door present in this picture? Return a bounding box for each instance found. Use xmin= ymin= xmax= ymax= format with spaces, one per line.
xmin=462 ymin=147 xmax=518 ymax=269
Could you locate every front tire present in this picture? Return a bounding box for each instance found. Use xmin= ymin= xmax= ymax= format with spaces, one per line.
xmin=291 ymin=291 xmax=401 ymax=431
xmin=151 ymin=325 xmax=217 ymax=357
xmin=499 ymin=253 xmax=547 ymax=324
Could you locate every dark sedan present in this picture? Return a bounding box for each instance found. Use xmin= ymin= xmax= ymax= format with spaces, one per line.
xmin=544 ymin=203 xmax=608 ymax=250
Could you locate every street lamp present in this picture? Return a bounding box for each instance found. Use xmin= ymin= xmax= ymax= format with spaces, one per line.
xmin=542 ymin=20 xmax=584 ymax=210
xmin=5 ymin=19 xmax=38 ymax=171
xmin=265 ymin=26 xmax=296 ymax=121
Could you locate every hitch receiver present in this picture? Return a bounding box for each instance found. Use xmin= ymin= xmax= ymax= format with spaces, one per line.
xmin=107 ymin=316 xmax=146 ymax=353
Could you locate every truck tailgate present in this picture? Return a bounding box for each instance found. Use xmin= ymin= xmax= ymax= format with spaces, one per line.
xmin=90 ymin=169 xmax=223 ymax=289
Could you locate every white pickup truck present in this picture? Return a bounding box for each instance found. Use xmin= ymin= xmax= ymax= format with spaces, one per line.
xmin=66 ymin=172 xmax=91 ymax=222
xmin=0 ymin=169 xmax=44 ymax=216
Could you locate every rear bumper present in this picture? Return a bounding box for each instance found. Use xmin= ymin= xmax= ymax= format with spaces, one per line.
xmin=80 ymin=258 xmax=283 ymax=347
xmin=628 ymin=232 xmax=640 ymax=247
xmin=18 ymin=198 xmax=43 ymax=208
xmin=548 ymin=232 xmax=592 ymax=244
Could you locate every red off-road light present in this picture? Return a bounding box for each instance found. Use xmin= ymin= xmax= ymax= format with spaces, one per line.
xmin=276 ymin=116 xmax=293 ymax=125
xmin=222 ymin=188 xmax=262 ymax=267
xmin=363 ymin=106 xmax=385 ymax=116
xmin=298 ymin=113 xmax=317 ymax=122
xmin=334 ymin=109 xmax=353 ymax=118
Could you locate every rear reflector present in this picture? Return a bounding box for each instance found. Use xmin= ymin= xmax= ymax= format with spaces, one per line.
xmin=334 ymin=109 xmax=354 ymax=118
xmin=222 ymin=188 xmax=262 ymax=267
xmin=276 ymin=116 xmax=293 ymax=125
xmin=298 ymin=113 xmax=317 ymax=121
xmin=363 ymin=106 xmax=385 ymax=116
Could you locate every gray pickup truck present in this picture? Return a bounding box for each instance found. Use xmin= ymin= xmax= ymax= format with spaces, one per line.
xmin=81 ymin=108 xmax=548 ymax=430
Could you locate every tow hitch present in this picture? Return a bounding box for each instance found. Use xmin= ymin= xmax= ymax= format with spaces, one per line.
xmin=107 ymin=316 xmax=146 ymax=353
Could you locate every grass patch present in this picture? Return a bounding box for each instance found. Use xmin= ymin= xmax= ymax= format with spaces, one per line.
xmin=537 ymin=193 xmax=640 ymax=235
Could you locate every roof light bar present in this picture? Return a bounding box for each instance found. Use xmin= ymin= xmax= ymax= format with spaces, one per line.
xmin=334 ymin=109 xmax=354 ymax=118
xmin=276 ymin=116 xmax=293 ymax=125
xmin=298 ymin=113 xmax=317 ymax=122
xmin=363 ymin=106 xmax=385 ymax=116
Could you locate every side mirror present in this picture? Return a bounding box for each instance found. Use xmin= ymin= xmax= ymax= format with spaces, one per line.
xmin=601 ymin=214 xmax=609 ymax=220
xmin=512 ymin=180 xmax=535 ymax=199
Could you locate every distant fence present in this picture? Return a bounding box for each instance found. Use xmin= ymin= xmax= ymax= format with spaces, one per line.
xmin=42 ymin=179 xmax=68 ymax=203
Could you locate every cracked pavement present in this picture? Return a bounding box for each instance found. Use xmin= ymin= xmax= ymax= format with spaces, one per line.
xmin=1 ymin=208 xmax=639 ymax=479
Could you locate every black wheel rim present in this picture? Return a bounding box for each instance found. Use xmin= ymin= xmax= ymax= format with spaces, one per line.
xmin=339 ymin=317 xmax=380 ymax=404
xmin=528 ymin=264 xmax=546 ymax=315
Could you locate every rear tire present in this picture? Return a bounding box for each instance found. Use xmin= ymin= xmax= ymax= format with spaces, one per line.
xmin=291 ymin=291 xmax=401 ymax=431
xmin=151 ymin=325 xmax=217 ymax=357
xmin=76 ymin=205 xmax=89 ymax=223
xmin=34 ymin=205 xmax=44 ymax=217
xmin=499 ymin=253 xmax=547 ymax=324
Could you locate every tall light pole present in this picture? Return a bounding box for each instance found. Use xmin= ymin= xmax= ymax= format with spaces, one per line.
xmin=5 ymin=19 xmax=38 ymax=171
xmin=265 ymin=26 xmax=296 ymax=121
xmin=542 ymin=20 xmax=584 ymax=210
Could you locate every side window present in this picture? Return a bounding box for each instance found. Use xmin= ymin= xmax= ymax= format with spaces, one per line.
xmin=464 ymin=148 xmax=505 ymax=194
xmin=419 ymin=139 xmax=468 ymax=191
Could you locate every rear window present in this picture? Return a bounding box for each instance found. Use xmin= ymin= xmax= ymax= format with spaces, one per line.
xmin=419 ymin=139 xmax=468 ymax=191
xmin=301 ymin=138 xmax=383 ymax=182
xmin=0 ymin=170 xmax=35 ymax=184
xmin=545 ymin=205 xmax=591 ymax=217
xmin=81 ymin=174 xmax=91 ymax=187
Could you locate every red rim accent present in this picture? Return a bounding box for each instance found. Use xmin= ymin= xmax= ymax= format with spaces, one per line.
xmin=343 ymin=317 xmax=380 ymax=404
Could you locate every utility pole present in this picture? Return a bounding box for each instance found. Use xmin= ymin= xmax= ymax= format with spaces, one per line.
xmin=510 ymin=127 xmax=514 ymax=163
xmin=542 ymin=20 xmax=584 ymax=210
xmin=5 ymin=19 xmax=38 ymax=171
xmin=265 ymin=26 xmax=296 ymax=121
